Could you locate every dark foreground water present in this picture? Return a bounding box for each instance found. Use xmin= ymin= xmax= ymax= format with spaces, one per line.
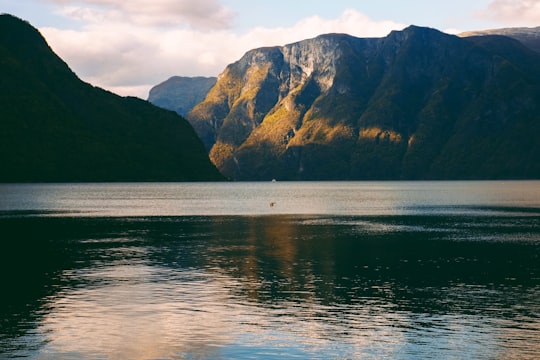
xmin=1 ymin=181 xmax=539 ymax=359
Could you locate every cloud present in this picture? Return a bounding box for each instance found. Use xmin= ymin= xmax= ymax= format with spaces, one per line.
xmin=480 ymin=0 xmax=540 ymax=26
xmin=40 ymin=8 xmax=404 ymax=98
xmin=46 ymin=0 xmax=234 ymax=29
xmin=291 ymin=9 xmax=405 ymax=39
xmin=41 ymin=24 xmax=241 ymax=97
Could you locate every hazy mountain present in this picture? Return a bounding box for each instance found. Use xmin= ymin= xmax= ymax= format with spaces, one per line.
xmin=187 ymin=25 xmax=540 ymax=180
xmin=0 ymin=14 xmax=223 ymax=182
xmin=148 ymin=76 xmax=216 ymax=116
xmin=460 ymin=26 xmax=540 ymax=53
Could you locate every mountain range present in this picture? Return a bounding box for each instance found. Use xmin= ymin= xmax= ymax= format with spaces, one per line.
xmin=460 ymin=26 xmax=540 ymax=53
xmin=148 ymin=76 xmax=216 ymax=117
xmin=185 ymin=25 xmax=540 ymax=180
xmin=3 ymin=13 xmax=539 ymax=182
xmin=0 ymin=14 xmax=223 ymax=182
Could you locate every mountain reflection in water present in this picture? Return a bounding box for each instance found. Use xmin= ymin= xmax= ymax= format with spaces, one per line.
xmin=1 ymin=182 xmax=539 ymax=359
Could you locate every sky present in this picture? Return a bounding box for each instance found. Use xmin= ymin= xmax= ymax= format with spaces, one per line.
xmin=1 ymin=0 xmax=539 ymax=98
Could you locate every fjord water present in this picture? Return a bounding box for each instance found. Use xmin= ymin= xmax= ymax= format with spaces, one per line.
xmin=1 ymin=181 xmax=539 ymax=359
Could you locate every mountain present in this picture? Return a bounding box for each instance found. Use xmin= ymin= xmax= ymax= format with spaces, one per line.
xmin=0 ymin=14 xmax=223 ymax=182
xmin=460 ymin=26 xmax=540 ymax=53
xmin=187 ymin=25 xmax=540 ymax=180
xmin=148 ymin=76 xmax=216 ymax=116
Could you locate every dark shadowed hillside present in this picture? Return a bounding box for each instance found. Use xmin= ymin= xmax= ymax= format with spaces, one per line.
xmin=0 ymin=14 xmax=223 ymax=182
xmin=187 ymin=26 xmax=540 ymax=180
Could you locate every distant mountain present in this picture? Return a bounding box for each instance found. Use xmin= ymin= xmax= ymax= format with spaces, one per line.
xmin=187 ymin=25 xmax=540 ymax=180
xmin=460 ymin=26 xmax=540 ymax=53
xmin=148 ymin=76 xmax=216 ymax=116
xmin=0 ymin=14 xmax=223 ymax=182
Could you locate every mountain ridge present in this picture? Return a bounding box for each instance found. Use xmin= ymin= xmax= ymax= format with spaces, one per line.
xmin=148 ymin=76 xmax=216 ymax=116
xmin=187 ymin=25 xmax=540 ymax=180
xmin=459 ymin=26 xmax=540 ymax=53
xmin=0 ymin=14 xmax=223 ymax=182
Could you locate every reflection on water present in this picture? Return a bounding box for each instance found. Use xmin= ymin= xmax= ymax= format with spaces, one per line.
xmin=2 ymin=214 xmax=540 ymax=359
xmin=38 ymin=266 xmax=237 ymax=360
xmin=1 ymin=182 xmax=540 ymax=359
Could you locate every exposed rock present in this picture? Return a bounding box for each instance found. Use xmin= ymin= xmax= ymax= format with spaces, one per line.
xmin=188 ymin=25 xmax=540 ymax=180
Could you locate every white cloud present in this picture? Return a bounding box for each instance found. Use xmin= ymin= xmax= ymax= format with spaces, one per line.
xmin=46 ymin=0 xmax=234 ymax=29
xmin=480 ymin=0 xmax=540 ymax=26
xmin=40 ymin=8 xmax=404 ymax=98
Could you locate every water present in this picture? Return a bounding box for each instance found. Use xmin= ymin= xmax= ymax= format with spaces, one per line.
xmin=1 ymin=181 xmax=539 ymax=359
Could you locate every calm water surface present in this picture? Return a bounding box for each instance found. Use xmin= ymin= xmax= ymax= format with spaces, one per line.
xmin=1 ymin=181 xmax=539 ymax=359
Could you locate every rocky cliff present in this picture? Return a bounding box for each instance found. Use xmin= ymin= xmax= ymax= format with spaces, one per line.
xmin=188 ymin=25 xmax=540 ymax=180
xmin=0 ymin=14 xmax=223 ymax=182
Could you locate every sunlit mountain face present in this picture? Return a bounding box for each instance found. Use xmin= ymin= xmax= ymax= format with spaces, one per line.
xmin=186 ymin=26 xmax=540 ymax=181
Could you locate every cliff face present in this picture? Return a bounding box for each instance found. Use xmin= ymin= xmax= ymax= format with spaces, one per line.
xmin=0 ymin=15 xmax=223 ymax=182
xmin=188 ymin=26 xmax=540 ymax=180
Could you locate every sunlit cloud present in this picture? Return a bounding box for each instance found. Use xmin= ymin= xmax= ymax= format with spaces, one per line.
xmin=45 ymin=0 xmax=234 ymax=29
xmin=39 ymin=7 xmax=404 ymax=98
xmin=479 ymin=0 xmax=540 ymax=26
xmin=40 ymin=24 xmax=241 ymax=97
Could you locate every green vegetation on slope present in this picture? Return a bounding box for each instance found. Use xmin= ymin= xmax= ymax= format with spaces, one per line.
xmin=0 ymin=14 xmax=223 ymax=182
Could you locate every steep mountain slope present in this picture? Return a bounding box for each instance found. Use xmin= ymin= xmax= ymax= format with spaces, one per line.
xmin=148 ymin=76 xmax=216 ymax=116
xmin=460 ymin=26 xmax=540 ymax=53
xmin=0 ymin=14 xmax=223 ymax=182
xmin=188 ymin=26 xmax=540 ymax=180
